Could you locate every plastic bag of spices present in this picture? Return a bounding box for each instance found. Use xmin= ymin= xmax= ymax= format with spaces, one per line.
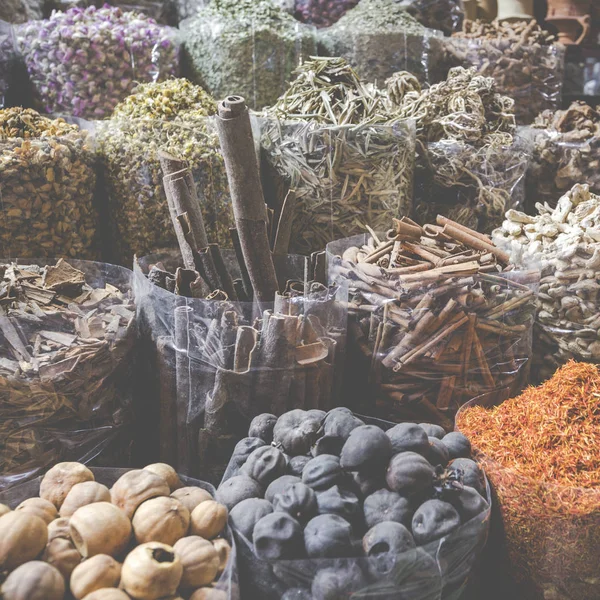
xmin=447 ymin=20 xmax=565 ymax=125
xmin=16 ymin=5 xmax=180 ymax=120
xmin=0 ymin=467 xmax=240 ymax=600
xmin=457 ymin=363 xmax=600 ymax=600
xmin=327 ymin=229 xmax=538 ymax=429
xmin=181 ymin=0 xmax=316 ymax=111
xmin=0 ymin=108 xmax=100 ymax=260
xmin=97 ymin=79 xmax=232 ymax=266
xmin=0 ymin=259 xmax=136 ymax=491
xmin=218 ymin=409 xmax=491 ymax=600
xmin=396 ymin=0 xmax=464 ymax=36
xmin=134 ymin=251 xmax=348 ymax=484
xmin=318 ymin=0 xmax=446 ymax=87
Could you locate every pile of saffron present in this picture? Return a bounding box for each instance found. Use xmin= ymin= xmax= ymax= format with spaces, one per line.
xmin=457 ymin=360 xmax=600 ymax=600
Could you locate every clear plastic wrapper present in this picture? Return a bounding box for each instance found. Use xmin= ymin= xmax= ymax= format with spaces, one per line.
xmin=0 ymin=260 xmax=136 ymax=491
xmin=260 ymin=119 xmax=416 ymax=255
xmin=134 ymin=252 xmax=348 ymax=484
xmin=16 ymin=5 xmax=180 ymax=119
xmin=318 ymin=0 xmax=446 ymax=86
xmin=445 ymin=37 xmax=566 ymax=125
xmin=97 ymin=116 xmax=231 ymax=266
xmin=0 ymin=110 xmax=99 ymax=260
xmin=327 ymin=234 xmax=538 ymax=429
xmin=414 ymin=138 xmax=529 ymax=234
xmin=0 ymin=21 xmax=16 ymax=109
xmin=0 ymin=467 xmax=240 ymax=600
xmin=221 ymin=413 xmax=492 ymax=600
xmin=396 ymin=0 xmax=464 ymax=36
xmin=457 ymin=392 xmax=600 ymax=600
xmin=181 ymin=0 xmax=317 ymax=110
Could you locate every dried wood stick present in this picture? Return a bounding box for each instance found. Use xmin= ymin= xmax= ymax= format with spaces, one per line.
xmin=273 ymin=189 xmax=297 ymax=256
xmin=216 ymin=96 xmax=279 ymax=306
xmin=229 ymin=228 xmax=253 ymax=301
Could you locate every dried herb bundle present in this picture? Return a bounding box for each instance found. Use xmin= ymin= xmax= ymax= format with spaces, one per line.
xmin=527 ymin=101 xmax=600 ymax=210
xmin=328 ymin=215 xmax=536 ymax=428
xmin=494 ymin=183 xmax=600 ymax=383
xmin=0 ymin=259 xmax=136 ymax=488
xmin=448 ymin=19 xmax=565 ymax=125
xmin=181 ymin=0 xmax=317 ymax=110
xmin=318 ymin=0 xmax=445 ymax=85
xmin=261 ymin=56 xmax=415 ymax=254
xmin=458 ymin=361 xmax=600 ymax=600
xmin=390 ymin=66 xmax=527 ymax=233
xmin=98 ymin=79 xmax=232 ymax=265
xmin=0 ymin=108 xmax=99 ymax=260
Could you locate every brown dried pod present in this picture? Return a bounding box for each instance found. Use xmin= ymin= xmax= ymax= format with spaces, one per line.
xmin=40 ymin=462 xmax=95 ymax=509
xmin=60 ymin=481 xmax=111 ymax=518
xmin=70 ymin=554 xmax=122 ymax=600
xmin=15 ymin=497 xmax=58 ymax=525
xmin=82 ymin=590 xmax=130 ymax=600
xmin=190 ymin=502 xmax=228 ymax=540
xmin=43 ymin=536 xmax=81 ymax=579
xmin=110 ymin=470 xmax=170 ymax=519
xmin=121 ymin=542 xmax=183 ymax=600
xmin=70 ymin=502 xmax=132 ymax=558
xmin=48 ymin=517 xmax=71 ymax=542
xmin=0 ymin=503 xmax=10 ymax=517
xmin=144 ymin=464 xmax=182 ymax=493
xmin=189 ymin=588 xmax=228 ymax=600
xmin=1 ymin=560 xmax=65 ymax=600
xmin=212 ymin=538 xmax=231 ymax=575
xmin=132 ymin=496 xmax=190 ymax=546
xmin=0 ymin=511 xmax=48 ymax=569
xmin=171 ymin=487 xmax=213 ymax=514
xmin=173 ymin=536 xmax=220 ymax=588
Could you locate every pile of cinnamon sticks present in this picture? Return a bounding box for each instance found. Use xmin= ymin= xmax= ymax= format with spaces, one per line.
xmin=329 ymin=216 xmax=537 ymax=429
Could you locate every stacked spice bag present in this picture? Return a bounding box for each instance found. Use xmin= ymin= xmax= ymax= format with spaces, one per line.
xmin=98 ymin=79 xmax=232 ymax=265
xmin=447 ymin=20 xmax=565 ymax=125
xmin=16 ymin=5 xmax=179 ymax=119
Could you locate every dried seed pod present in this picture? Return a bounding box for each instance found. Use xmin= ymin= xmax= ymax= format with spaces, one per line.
xmin=0 ymin=511 xmax=48 ymax=569
xmin=171 ymin=487 xmax=213 ymax=514
xmin=132 ymin=496 xmax=190 ymax=546
xmin=190 ymin=502 xmax=228 ymax=540
xmin=43 ymin=536 xmax=81 ymax=579
xmin=1 ymin=560 xmax=65 ymax=600
xmin=189 ymin=588 xmax=228 ymax=600
xmin=15 ymin=498 xmax=58 ymax=525
xmin=173 ymin=536 xmax=220 ymax=588
xmin=48 ymin=517 xmax=71 ymax=542
xmin=121 ymin=542 xmax=183 ymax=600
xmin=82 ymin=590 xmax=130 ymax=600
xmin=70 ymin=502 xmax=132 ymax=558
xmin=110 ymin=470 xmax=170 ymax=519
xmin=212 ymin=538 xmax=231 ymax=575
xmin=70 ymin=554 xmax=122 ymax=600
xmin=60 ymin=481 xmax=111 ymax=518
xmin=144 ymin=464 xmax=182 ymax=493
xmin=0 ymin=503 xmax=10 ymax=517
xmin=40 ymin=463 xmax=95 ymax=510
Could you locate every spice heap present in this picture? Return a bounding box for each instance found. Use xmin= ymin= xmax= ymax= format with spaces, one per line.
xmin=528 ymin=102 xmax=600 ymax=209
xmin=0 ymin=259 xmax=135 ymax=487
xmin=0 ymin=108 xmax=98 ymax=259
xmin=328 ymin=215 xmax=537 ymax=428
xmin=397 ymin=0 xmax=464 ymax=36
xmin=318 ymin=0 xmax=445 ymax=85
xmin=390 ymin=66 xmax=526 ymax=232
xmin=294 ymin=0 xmax=359 ymax=27
xmin=449 ymin=20 xmax=564 ymax=124
xmin=458 ymin=361 xmax=600 ymax=600
xmin=261 ymin=56 xmax=415 ymax=254
xmin=181 ymin=0 xmax=316 ymax=110
xmin=16 ymin=5 xmax=179 ymax=119
xmin=98 ymin=79 xmax=232 ymax=264
xmin=494 ymin=183 xmax=600 ymax=382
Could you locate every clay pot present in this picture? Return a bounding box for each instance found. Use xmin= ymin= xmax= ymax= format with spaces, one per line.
xmin=496 ymin=0 xmax=534 ymax=20
xmin=546 ymin=0 xmax=592 ymax=44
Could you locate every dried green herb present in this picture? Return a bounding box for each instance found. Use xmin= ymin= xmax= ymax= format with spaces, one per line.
xmin=98 ymin=79 xmax=233 ymax=265
xmin=261 ymin=56 xmax=415 ymax=254
xmin=181 ymin=0 xmax=317 ymax=110
xmin=318 ymin=0 xmax=445 ymax=86
xmin=390 ymin=67 xmax=527 ymax=232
